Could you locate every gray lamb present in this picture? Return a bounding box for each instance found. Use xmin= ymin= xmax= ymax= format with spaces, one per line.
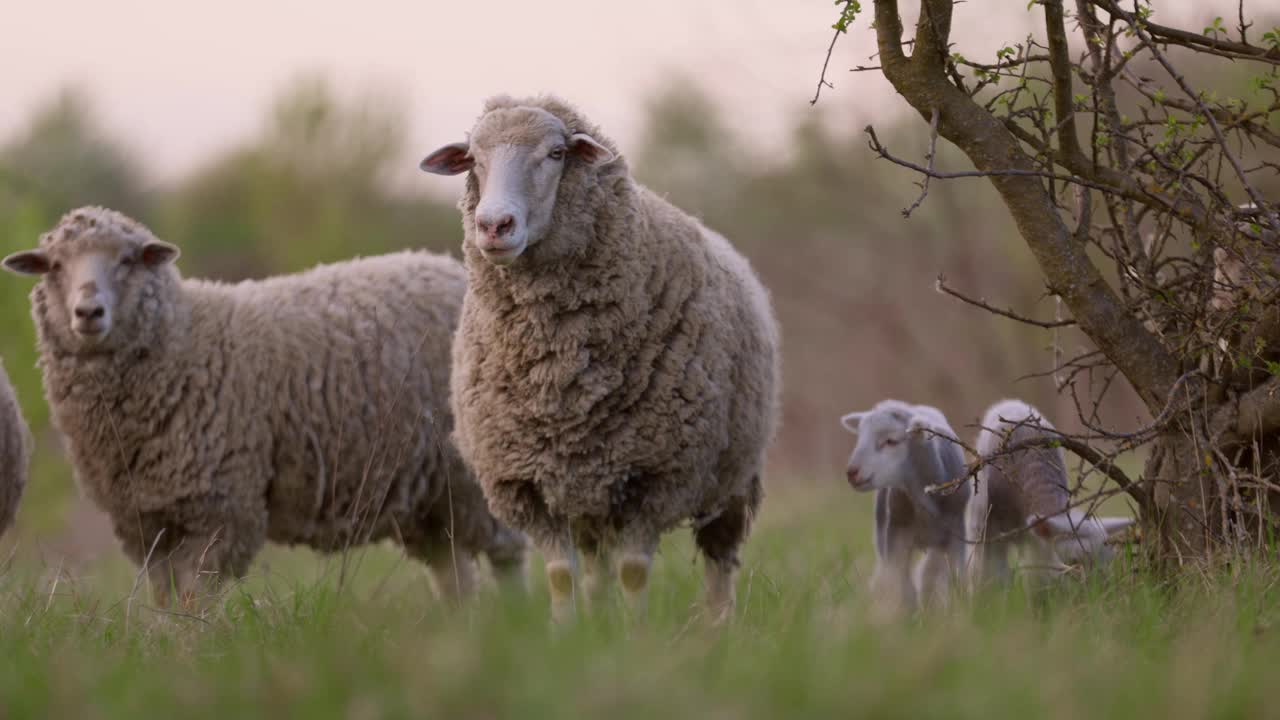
xmin=965 ymin=399 xmax=1133 ymax=592
xmin=840 ymin=399 xmax=970 ymax=619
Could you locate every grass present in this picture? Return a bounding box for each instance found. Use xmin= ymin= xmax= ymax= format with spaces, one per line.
xmin=0 ymin=484 xmax=1276 ymax=719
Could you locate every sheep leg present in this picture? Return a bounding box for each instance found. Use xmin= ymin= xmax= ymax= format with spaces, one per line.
xmin=615 ymin=530 xmax=658 ymax=621
xmin=912 ymin=548 xmax=954 ymax=609
xmin=483 ymin=523 xmax=528 ymax=594
xmin=695 ymin=492 xmax=756 ymax=625
xmin=421 ymin=544 xmax=478 ymax=603
xmin=968 ymin=539 xmax=1011 ymax=593
xmin=870 ymin=509 xmax=921 ymax=622
xmin=146 ymin=532 xmax=234 ymax=612
xmin=963 ymin=482 xmax=1012 ymax=595
xmin=538 ymin=531 xmax=579 ymax=624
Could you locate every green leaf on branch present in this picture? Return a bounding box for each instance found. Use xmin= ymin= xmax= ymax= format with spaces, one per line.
xmin=831 ymin=0 xmax=862 ymax=33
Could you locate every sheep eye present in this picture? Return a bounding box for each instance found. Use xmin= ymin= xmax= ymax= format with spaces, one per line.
xmin=881 ymin=437 xmax=900 ymax=449
xmin=548 ymin=147 xmax=566 ymax=161
xmin=49 ymin=262 xmax=62 ymax=274
xmin=120 ymin=255 xmax=136 ymax=268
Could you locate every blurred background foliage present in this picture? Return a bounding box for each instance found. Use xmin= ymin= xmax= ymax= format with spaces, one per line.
xmin=2 ymin=60 xmax=1275 ymax=564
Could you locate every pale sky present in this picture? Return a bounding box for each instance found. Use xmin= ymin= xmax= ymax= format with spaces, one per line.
xmin=0 ymin=0 xmax=1229 ymax=187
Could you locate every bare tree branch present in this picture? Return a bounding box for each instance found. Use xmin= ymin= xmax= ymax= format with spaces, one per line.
xmin=871 ymin=0 xmax=1181 ymax=410
xmin=903 ymin=108 xmax=940 ymax=217
xmin=1088 ymin=0 xmax=1280 ymax=66
xmin=935 ymin=274 xmax=1076 ymax=328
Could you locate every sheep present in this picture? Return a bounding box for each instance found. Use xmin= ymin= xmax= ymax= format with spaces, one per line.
xmin=2 ymin=206 xmax=525 ymax=607
xmin=965 ymin=399 xmax=1133 ymax=593
xmin=839 ymin=399 xmax=969 ymax=618
xmin=0 ymin=358 xmax=30 ymax=537
xmin=420 ymin=95 xmax=781 ymax=624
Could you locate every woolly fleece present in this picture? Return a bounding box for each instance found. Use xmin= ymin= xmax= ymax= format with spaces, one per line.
xmin=20 ymin=207 xmax=522 ymax=598
xmin=0 ymin=358 xmax=29 ymax=537
xmin=448 ymin=95 xmax=781 ymax=568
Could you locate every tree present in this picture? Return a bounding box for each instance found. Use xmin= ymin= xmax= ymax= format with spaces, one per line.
xmin=816 ymin=0 xmax=1280 ymax=558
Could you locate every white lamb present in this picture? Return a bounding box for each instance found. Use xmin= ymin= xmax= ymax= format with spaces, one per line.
xmin=965 ymin=399 xmax=1134 ymax=592
xmin=840 ymin=399 xmax=970 ymax=618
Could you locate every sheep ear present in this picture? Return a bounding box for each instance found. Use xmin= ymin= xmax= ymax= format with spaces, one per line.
xmin=1097 ymin=516 xmax=1134 ymax=536
xmin=1033 ymin=514 xmax=1079 ymax=539
xmin=840 ymin=412 xmax=867 ymax=434
xmin=140 ymin=241 xmax=180 ymax=268
xmin=2 ymin=250 xmax=51 ymax=276
xmin=420 ymin=142 xmax=474 ymax=175
xmin=569 ymin=132 xmax=615 ymax=166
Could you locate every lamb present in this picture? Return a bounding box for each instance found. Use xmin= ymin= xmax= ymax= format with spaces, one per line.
xmin=2 ymin=207 xmax=525 ymax=606
xmin=0 ymin=358 xmax=30 ymax=537
xmin=839 ymin=399 xmax=969 ymax=618
xmin=965 ymin=399 xmax=1133 ymax=592
xmin=420 ymin=95 xmax=781 ymax=623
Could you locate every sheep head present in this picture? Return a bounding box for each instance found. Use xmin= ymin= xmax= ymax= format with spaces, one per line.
xmin=3 ymin=207 xmax=179 ymax=352
xmin=420 ymin=104 xmax=615 ymax=266
xmin=839 ymin=401 xmax=942 ymax=493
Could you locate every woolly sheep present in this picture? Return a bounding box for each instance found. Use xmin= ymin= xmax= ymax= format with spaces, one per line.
xmin=0 ymin=358 xmax=30 ymax=537
xmin=839 ymin=399 xmax=969 ymax=618
xmin=965 ymin=399 xmax=1133 ymax=592
xmin=420 ymin=95 xmax=781 ymax=623
xmin=2 ymin=207 xmax=525 ymax=606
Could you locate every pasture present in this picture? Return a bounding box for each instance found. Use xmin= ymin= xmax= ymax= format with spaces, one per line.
xmin=0 ymin=482 xmax=1273 ymax=719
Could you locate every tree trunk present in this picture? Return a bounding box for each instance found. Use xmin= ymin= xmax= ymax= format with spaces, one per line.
xmin=866 ymin=0 xmax=1280 ymax=560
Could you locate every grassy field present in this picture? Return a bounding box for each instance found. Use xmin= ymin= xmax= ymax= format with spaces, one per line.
xmin=0 ymin=482 xmax=1276 ymax=719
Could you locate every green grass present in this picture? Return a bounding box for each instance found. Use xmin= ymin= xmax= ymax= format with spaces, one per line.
xmin=0 ymin=485 xmax=1276 ymax=719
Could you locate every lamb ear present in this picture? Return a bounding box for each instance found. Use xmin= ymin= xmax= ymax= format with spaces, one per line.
xmin=569 ymin=132 xmax=615 ymax=166
xmin=840 ymin=412 xmax=867 ymax=434
xmin=420 ymin=142 xmax=474 ymax=175
xmin=1097 ymin=516 xmax=1135 ymax=536
xmin=2 ymin=250 xmax=51 ymax=276
xmin=1035 ymin=513 xmax=1080 ymax=539
xmin=140 ymin=241 xmax=180 ymax=268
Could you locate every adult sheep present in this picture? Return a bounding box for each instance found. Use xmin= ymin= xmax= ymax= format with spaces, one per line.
xmin=0 ymin=358 xmax=30 ymax=537
xmin=421 ymin=95 xmax=781 ymax=623
xmin=2 ymin=207 xmax=525 ymax=606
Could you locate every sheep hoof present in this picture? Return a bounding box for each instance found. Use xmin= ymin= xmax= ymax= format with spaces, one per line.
xmin=618 ymin=555 xmax=650 ymax=594
xmin=546 ymin=560 xmax=576 ymax=623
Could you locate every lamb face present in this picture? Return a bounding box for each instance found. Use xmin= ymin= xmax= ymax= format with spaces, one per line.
xmin=1047 ymin=511 xmax=1134 ymax=566
xmin=841 ymin=406 xmax=914 ymax=492
xmin=420 ymin=106 xmax=614 ymax=266
xmin=840 ymin=401 xmax=952 ymax=493
xmin=3 ymin=217 xmax=179 ymax=352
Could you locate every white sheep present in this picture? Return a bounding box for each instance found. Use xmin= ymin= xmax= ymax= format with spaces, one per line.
xmin=840 ymin=399 xmax=970 ymax=618
xmin=421 ymin=95 xmax=781 ymax=624
xmin=965 ymin=399 xmax=1133 ymax=592
xmin=0 ymin=357 xmax=30 ymax=537
xmin=2 ymin=207 xmax=525 ymax=607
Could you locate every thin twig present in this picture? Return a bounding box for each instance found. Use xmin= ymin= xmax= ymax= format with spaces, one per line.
xmin=866 ymin=124 xmax=1129 ymax=196
xmin=903 ymin=108 xmax=940 ymax=217
xmin=812 ymin=20 xmax=845 ymax=105
xmin=936 ymin=274 xmax=1076 ymax=328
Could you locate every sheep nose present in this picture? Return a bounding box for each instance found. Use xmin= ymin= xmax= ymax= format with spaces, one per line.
xmin=846 ymin=467 xmax=860 ymax=487
xmin=75 ymin=302 xmax=105 ymax=321
xmin=477 ymin=213 xmax=515 ymax=238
